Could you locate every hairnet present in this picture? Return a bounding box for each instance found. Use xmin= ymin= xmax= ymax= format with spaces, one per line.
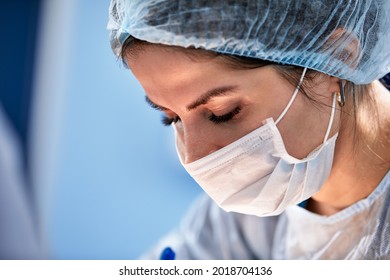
xmin=107 ymin=0 xmax=390 ymax=84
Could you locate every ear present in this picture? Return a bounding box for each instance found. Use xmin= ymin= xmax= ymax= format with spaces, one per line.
xmin=327 ymin=75 xmax=342 ymax=94
xmin=324 ymin=28 xmax=361 ymax=69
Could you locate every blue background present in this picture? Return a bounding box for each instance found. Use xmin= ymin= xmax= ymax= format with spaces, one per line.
xmin=43 ymin=0 xmax=202 ymax=259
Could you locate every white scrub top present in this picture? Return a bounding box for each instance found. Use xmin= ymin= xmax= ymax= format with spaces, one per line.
xmin=141 ymin=171 xmax=390 ymax=259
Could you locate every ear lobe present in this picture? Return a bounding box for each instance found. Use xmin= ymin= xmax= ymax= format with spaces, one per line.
xmin=324 ymin=27 xmax=361 ymax=69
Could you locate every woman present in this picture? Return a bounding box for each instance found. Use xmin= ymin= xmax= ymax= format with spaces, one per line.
xmin=108 ymin=0 xmax=390 ymax=259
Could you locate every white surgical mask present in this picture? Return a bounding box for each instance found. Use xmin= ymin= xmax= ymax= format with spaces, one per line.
xmin=175 ymin=68 xmax=338 ymax=217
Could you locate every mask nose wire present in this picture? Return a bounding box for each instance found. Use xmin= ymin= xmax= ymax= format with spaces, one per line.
xmin=275 ymin=67 xmax=307 ymax=125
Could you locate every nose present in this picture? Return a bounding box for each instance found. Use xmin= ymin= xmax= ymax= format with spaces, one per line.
xmin=176 ymin=125 xmax=222 ymax=164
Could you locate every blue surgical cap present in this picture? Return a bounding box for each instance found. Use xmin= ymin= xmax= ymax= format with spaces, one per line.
xmin=107 ymin=0 xmax=390 ymax=84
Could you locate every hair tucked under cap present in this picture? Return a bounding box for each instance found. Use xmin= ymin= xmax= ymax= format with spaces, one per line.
xmin=107 ymin=0 xmax=390 ymax=84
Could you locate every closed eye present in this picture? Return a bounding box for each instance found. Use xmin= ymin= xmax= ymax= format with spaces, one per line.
xmin=208 ymin=107 xmax=241 ymax=124
xmin=160 ymin=106 xmax=241 ymax=127
xmin=161 ymin=115 xmax=180 ymax=126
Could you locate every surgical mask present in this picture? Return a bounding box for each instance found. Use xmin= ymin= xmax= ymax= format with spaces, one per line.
xmin=175 ymin=68 xmax=338 ymax=217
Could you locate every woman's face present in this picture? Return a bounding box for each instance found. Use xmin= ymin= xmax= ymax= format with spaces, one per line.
xmin=127 ymin=45 xmax=339 ymax=164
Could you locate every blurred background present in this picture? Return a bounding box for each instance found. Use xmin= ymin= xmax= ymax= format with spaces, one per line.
xmin=0 ymin=0 xmax=201 ymax=259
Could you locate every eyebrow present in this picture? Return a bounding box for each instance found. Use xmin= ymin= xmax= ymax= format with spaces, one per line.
xmin=186 ymin=85 xmax=239 ymax=111
xmin=145 ymin=85 xmax=239 ymax=112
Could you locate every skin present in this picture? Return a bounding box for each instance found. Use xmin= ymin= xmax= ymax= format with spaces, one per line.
xmin=127 ymin=44 xmax=390 ymax=216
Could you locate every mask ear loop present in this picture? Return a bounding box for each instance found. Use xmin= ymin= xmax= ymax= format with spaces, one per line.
xmin=322 ymin=92 xmax=337 ymax=143
xmin=275 ymin=67 xmax=307 ymax=125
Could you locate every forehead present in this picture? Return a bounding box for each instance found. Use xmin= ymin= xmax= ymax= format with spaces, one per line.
xmin=125 ymin=40 xmax=217 ymax=63
xmin=125 ymin=44 xmax=223 ymax=78
xmin=126 ymin=44 xmax=237 ymax=92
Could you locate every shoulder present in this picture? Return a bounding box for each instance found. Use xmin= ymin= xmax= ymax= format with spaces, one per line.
xmin=178 ymin=193 xmax=281 ymax=259
xmin=365 ymin=171 xmax=390 ymax=259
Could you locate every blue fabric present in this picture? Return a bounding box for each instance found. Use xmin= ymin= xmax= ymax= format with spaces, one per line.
xmin=297 ymin=199 xmax=308 ymax=209
xmin=0 ymin=1 xmax=42 ymax=182
xmin=381 ymin=73 xmax=390 ymax=90
xmin=108 ymin=0 xmax=390 ymax=84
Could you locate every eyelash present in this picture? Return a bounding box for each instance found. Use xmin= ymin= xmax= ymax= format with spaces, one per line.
xmin=161 ymin=106 xmax=241 ymax=126
xmin=208 ymin=107 xmax=241 ymax=124
xmin=161 ymin=115 xmax=180 ymax=126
